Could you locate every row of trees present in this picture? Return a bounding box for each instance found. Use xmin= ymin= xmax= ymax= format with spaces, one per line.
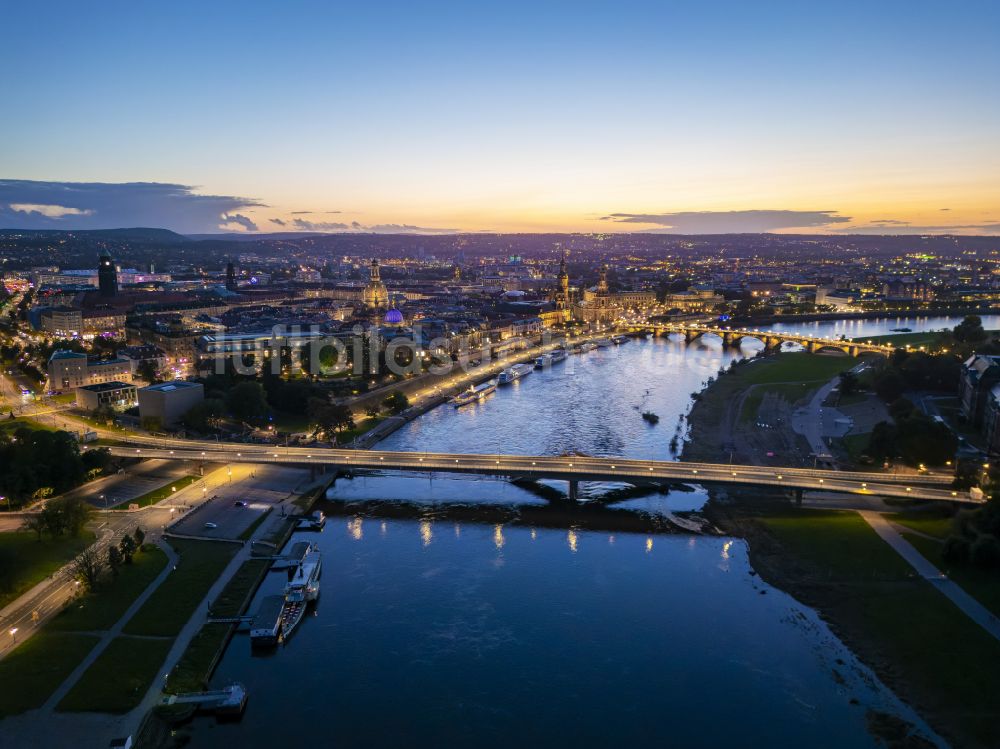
xmin=21 ymin=495 xmax=93 ymax=540
xmin=72 ymin=527 xmax=147 ymax=591
xmin=943 ymin=500 xmax=1000 ymax=569
xmin=864 ymin=398 xmax=957 ymax=466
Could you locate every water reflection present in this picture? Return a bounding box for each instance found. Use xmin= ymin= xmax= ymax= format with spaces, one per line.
xmin=567 ymin=528 xmax=578 ymax=552
xmin=493 ymin=524 xmax=505 ymax=550
xmin=420 ymin=519 xmax=433 ymax=547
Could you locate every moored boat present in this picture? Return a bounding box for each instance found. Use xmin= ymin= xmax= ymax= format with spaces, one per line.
xmin=498 ymin=362 xmax=533 ymax=384
xmin=452 ymin=379 xmax=498 ymax=406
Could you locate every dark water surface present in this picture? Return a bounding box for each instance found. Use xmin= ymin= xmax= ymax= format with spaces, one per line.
xmin=186 ymin=316 xmax=969 ymax=747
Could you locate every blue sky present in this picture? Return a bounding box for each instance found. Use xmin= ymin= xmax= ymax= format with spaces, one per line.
xmin=1 ymin=0 xmax=998 ymax=233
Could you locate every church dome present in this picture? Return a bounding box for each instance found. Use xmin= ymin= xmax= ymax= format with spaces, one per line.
xmin=384 ymin=308 xmax=404 ymax=324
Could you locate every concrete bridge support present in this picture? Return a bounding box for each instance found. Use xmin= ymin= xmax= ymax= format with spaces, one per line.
xmin=568 ymin=479 xmax=579 ymax=502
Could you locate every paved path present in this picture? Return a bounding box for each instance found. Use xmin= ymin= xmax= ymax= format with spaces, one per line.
xmin=858 ymin=510 xmax=1000 ymax=642
xmin=43 ymin=541 xmax=179 ymax=710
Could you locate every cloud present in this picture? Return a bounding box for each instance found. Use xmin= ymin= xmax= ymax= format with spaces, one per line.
xmin=220 ymin=213 xmax=259 ymax=232
xmin=599 ymin=209 xmax=851 ymax=233
xmin=0 ymin=179 xmax=263 ymax=233
xmin=9 ymin=203 xmax=94 ymax=218
xmin=292 ymin=218 xmax=351 ymax=231
xmin=270 ymin=218 xmax=287 ymax=227
xmin=290 ymin=210 xmax=342 ymax=215
xmin=837 ymin=223 xmax=1000 ymax=235
xmin=289 ymin=217 xmax=456 ymax=234
xmin=363 ymin=223 xmax=457 ymax=234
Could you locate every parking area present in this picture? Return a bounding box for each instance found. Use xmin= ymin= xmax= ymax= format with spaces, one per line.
xmin=66 ymin=459 xmax=200 ymax=509
xmin=168 ymin=464 xmax=310 ymax=540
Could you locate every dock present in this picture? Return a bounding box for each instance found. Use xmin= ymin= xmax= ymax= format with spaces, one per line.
xmin=161 ymin=682 xmax=248 ymax=717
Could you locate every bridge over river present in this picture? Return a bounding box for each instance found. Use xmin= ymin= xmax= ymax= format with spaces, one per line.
xmin=648 ymin=324 xmax=893 ymax=356
xmin=105 ymin=440 xmax=975 ymax=504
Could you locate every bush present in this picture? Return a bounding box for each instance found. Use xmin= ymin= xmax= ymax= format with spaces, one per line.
xmin=970 ymin=534 xmax=1000 ymax=569
xmin=942 ymin=535 xmax=971 ymax=563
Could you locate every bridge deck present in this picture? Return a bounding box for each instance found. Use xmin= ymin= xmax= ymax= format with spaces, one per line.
xmin=107 ymin=440 xmax=974 ymax=503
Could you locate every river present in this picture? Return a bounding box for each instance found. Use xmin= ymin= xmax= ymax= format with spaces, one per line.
xmin=184 ymin=315 xmax=978 ymax=747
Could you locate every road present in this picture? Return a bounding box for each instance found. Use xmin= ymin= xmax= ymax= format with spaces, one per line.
xmin=105 ymin=441 xmax=975 ymax=504
xmin=1 ymin=461 xmax=245 ymax=660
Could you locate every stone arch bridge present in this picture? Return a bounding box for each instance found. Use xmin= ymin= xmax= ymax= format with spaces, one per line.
xmin=650 ymin=324 xmax=893 ymax=357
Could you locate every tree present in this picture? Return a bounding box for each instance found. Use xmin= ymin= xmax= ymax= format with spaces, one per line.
xmin=136 ymin=359 xmax=162 ymax=385
xmin=383 ymin=391 xmax=409 ymax=415
xmin=181 ymin=399 xmax=226 ymax=432
xmin=226 ymin=381 xmax=269 ymax=425
xmin=364 ymin=403 xmax=380 ymax=419
xmin=141 ymin=415 xmax=163 ymax=432
xmin=107 ymin=544 xmax=122 ymax=578
xmin=21 ymin=513 xmax=46 ymax=541
xmin=953 ymin=315 xmax=987 ymax=344
xmin=133 ymin=526 xmax=145 ymax=549
xmin=838 ymin=370 xmax=858 ymax=396
xmin=119 ymin=534 xmax=136 ymax=564
xmin=71 ymin=546 xmax=104 ymax=592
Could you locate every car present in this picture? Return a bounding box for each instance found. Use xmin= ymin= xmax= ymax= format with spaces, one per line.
xmin=203 ymin=522 xmax=218 ymax=529
xmin=233 ymin=500 xmax=248 ymax=508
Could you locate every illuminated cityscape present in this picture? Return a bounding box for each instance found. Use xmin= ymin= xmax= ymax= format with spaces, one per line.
xmin=1 ymin=2 xmax=1000 ymax=749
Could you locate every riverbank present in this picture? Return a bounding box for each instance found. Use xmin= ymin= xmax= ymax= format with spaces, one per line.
xmin=684 ymin=352 xmax=1000 ymax=748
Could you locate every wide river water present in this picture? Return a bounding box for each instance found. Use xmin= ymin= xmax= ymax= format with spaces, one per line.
xmin=187 ymin=315 xmax=989 ymax=748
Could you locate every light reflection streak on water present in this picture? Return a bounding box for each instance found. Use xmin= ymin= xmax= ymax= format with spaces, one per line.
xmin=645 ymin=537 xmax=653 ymax=553
xmin=721 ymin=540 xmax=732 ymax=560
xmin=493 ymin=524 xmax=505 ymax=550
xmin=567 ymin=529 xmax=578 ymax=553
xmin=348 ymin=516 xmax=363 ymax=541
xmin=420 ymin=520 xmax=433 ymax=547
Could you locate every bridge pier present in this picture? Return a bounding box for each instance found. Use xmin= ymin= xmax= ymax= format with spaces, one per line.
xmin=794 ymin=488 xmax=803 ymax=506
xmin=568 ymin=480 xmax=579 ymax=502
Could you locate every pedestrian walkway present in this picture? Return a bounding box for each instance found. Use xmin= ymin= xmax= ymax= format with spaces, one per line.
xmin=858 ymin=510 xmax=1000 ymax=642
xmin=43 ymin=540 xmax=180 ymax=710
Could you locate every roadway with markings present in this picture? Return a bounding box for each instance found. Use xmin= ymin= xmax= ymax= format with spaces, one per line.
xmin=106 ymin=439 xmax=974 ymax=504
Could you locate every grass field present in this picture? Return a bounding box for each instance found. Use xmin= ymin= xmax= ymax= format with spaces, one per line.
xmin=0 ymin=417 xmax=58 ymax=434
xmin=165 ymin=622 xmax=231 ymax=693
xmin=752 ymin=508 xmax=1000 ymax=746
xmin=758 ymin=509 xmax=913 ymax=579
xmin=888 ymin=511 xmax=954 ymax=539
xmin=57 ymin=636 xmax=172 ymax=713
xmin=741 ymin=351 xmax=859 ymax=385
xmin=0 ymin=531 xmax=96 ymax=609
xmin=893 ymin=528 xmax=1000 ymax=620
xmin=0 ymin=632 xmax=99 ymax=717
xmin=122 ymin=539 xmax=237 ymax=637
xmin=125 ymin=475 xmax=201 ymax=508
xmin=49 ymin=546 xmax=168 ymax=632
xmin=335 ymin=415 xmax=385 ymax=444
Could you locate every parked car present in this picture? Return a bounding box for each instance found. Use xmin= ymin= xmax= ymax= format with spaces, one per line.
xmin=234 ymin=500 xmax=248 ymax=508
xmin=204 ymin=522 xmax=218 ymax=529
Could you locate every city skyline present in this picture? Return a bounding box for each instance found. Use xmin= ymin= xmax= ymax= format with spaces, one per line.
xmin=2 ymin=1 xmax=998 ymax=235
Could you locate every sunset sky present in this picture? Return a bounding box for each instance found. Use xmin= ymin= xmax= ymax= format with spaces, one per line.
xmin=1 ymin=0 xmax=998 ymax=234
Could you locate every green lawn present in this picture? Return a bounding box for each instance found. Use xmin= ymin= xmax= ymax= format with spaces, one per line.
xmin=0 ymin=632 xmax=99 ymax=717
xmin=124 ymin=475 xmax=201 ymax=508
xmin=759 ymin=509 xmax=913 ymax=579
xmin=0 ymin=531 xmax=96 ymax=610
xmin=853 ymin=331 xmax=945 ymax=348
xmin=211 ymin=558 xmax=269 ymax=618
xmin=888 ymin=511 xmax=954 ymax=539
xmin=122 ymin=539 xmax=237 ymax=637
xmin=57 ymin=636 xmax=172 ymax=713
xmin=899 ymin=531 xmax=1000 ymax=620
xmin=0 ymin=417 xmax=58 ymax=434
xmin=271 ymin=410 xmax=313 ymax=433
xmin=754 ymin=508 xmax=1000 ymax=746
xmin=165 ymin=623 xmax=231 ymax=694
xmin=335 ymin=416 xmax=385 ymax=444
xmin=49 ymin=546 xmax=168 ymax=632
xmin=742 ymin=352 xmax=858 ymax=385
